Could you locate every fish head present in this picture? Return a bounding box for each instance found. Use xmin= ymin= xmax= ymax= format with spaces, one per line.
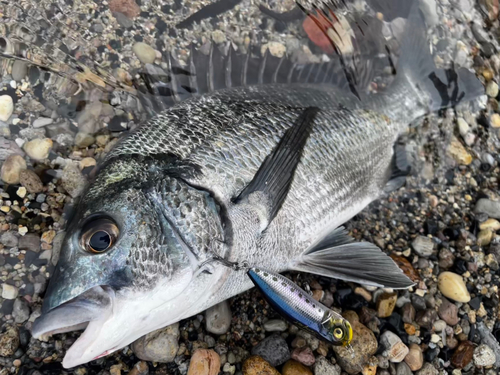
xmin=323 ymin=313 xmax=353 ymax=347
xmin=32 ymin=159 xmax=227 ymax=368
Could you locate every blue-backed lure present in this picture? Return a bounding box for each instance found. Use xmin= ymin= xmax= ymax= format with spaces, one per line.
xmin=248 ymin=267 xmax=353 ymax=347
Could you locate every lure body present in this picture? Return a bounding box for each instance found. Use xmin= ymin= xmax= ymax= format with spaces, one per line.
xmin=247 ymin=267 xmax=352 ymax=346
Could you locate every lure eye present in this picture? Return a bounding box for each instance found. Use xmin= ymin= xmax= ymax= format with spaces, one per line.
xmin=81 ymin=217 xmax=119 ymax=254
xmin=333 ymin=327 xmax=344 ymax=339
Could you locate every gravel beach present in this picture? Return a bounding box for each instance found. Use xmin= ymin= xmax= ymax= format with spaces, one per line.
xmin=1 ymin=0 xmax=500 ymax=374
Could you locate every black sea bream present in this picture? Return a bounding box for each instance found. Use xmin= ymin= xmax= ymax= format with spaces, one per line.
xmin=31 ymin=3 xmax=483 ymax=368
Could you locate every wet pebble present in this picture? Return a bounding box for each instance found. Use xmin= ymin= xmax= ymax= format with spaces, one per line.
xmin=438 ymin=298 xmax=459 ymax=325
xmin=251 ymin=334 xmax=290 ymax=367
xmin=451 ymin=341 xmax=475 ymax=369
xmin=282 ymin=359 xmax=312 ymax=375
xmin=61 ymin=162 xmax=88 ymax=198
xmin=291 ymin=347 xmax=315 ymax=366
xmin=404 ymin=344 xmax=423 ymax=371
xmin=133 ymin=42 xmax=157 ymax=64
xmin=377 ymin=292 xmax=397 ymax=318
xmin=473 ymin=344 xmax=496 ymax=367
xmin=205 ymin=300 xmax=231 ymax=335
xmin=437 ymin=272 xmax=470 ymax=303
xmin=412 ymin=236 xmax=434 ymax=257
xmin=263 ymin=319 xmax=287 ymax=332
xmin=2 ymin=283 xmax=19 ymax=299
xmin=0 ymin=326 xmax=19 ymax=356
xmin=19 ymin=169 xmax=43 ymax=193
xmin=187 ymin=349 xmax=221 ymax=375
xmin=1 ymin=154 xmax=27 ymax=184
xmin=13 ymin=298 xmax=30 ymax=323
xmin=243 ymin=356 xmax=280 ymax=375
xmin=474 ymin=198 xmax=500 ymax=218
xmin=0 ymin=95 xmax=13 ymax=122
xmin=23 ymin=138 xmax=53 ymax=161
xmin=313 ymin=357 xmax=340 ymax=375
xmin=380 ymin=331 xmax=409 ymax=363
xmin=131 ymin=323 xmax=179 ymax=362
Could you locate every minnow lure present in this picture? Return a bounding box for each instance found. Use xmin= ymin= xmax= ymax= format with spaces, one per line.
xmin=247 ymin=267 xmax=353 ymax=347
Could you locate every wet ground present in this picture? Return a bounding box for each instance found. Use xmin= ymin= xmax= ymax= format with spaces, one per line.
xmin=1 ymin=0 xmax=500 ymax=374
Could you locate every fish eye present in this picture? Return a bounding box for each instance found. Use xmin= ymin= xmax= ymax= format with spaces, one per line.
xmin=333 ymin=327 xmax=344 ymax=339
xmin=80 ymin=217 xmax=119 ymax=254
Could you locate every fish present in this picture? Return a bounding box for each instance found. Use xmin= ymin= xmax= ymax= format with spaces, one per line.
xmin=247 ymin=266 xmax=353 ymax=346
xmin=30 ymin=1 xmax=484 ymax=369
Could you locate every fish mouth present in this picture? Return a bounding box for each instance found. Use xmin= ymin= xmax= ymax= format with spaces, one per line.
xmin=32 ymin=285 xmax=116 ymax=368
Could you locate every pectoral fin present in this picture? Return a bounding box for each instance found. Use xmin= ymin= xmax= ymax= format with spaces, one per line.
xmin=233 ymin=107 xmax=319 ymax=225
xmin=289 ymin=227 xmax=415 ymax=289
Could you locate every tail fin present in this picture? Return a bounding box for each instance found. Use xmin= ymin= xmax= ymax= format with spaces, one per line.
xmin=386 ymin=2 xmax=484 ymax=119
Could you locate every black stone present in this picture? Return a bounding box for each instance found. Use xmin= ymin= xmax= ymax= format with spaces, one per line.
xmin=424 ymin=347 xmax=440 ymax=362
xmin=453 ymin=258 xmax=468 ymax=274
xmin=188 ymin=330 xmax=198 ymax=341
xmin=469 ymin=296 xmax=481 ymax=310
xmin=1 ymin=299 xmax=14 ymax=315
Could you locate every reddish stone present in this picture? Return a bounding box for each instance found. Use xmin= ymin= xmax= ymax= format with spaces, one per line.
xmin=109 ymin=0 xmax=140 ymax=18
xmin=390 ymin=254 xmax=421 ymax=283
xmin=451 ymin=341 xmax=475 ymax=369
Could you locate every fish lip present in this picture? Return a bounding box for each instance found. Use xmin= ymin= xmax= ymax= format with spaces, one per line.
xmin=32 ymin=285 xmax=114 ymax=339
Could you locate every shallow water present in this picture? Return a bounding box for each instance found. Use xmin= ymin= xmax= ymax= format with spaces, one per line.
xmin=0 ymin=0 xmax=499 ymax=374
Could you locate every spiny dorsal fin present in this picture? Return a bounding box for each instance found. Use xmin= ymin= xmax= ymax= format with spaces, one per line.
xmin=233 ymin=107 xmax=319 ymax=226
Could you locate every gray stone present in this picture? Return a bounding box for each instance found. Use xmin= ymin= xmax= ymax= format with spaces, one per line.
xmin=474 ymin=199 xmax=500 ymax=219
xmin=313 ymin=356 xmax=341 ymax=375
xmin=476 ymin=322 xmax=500 ymax=367
xmin=133 ymin=42 xmax=156 ymax=64
xmin=205 ymin=300 xmax=231 ymax=335
xmin=131 ymin=323 xmax=179 ymax=363
xmin=18 ymin=233 xmax=40 ymax=252
xmin=473 ymin=344 xmax=496 ymax=367
xmin=412 ymin=236 xmax=434 ymax=257
xmin=13 ymin=298 xmax=30 ymax=323
xmin=33 ymin=117 xmax=53 ymax=128
xmin=251 ymin=334 xmax=290 ymax=367
xmin=51 ymin=231 xmax=65 ymax=266
xmin=396 ymin=362 xmax=413 ymax=375
xmin=76 ymin=101 xmax=102 ymax=134
xmin=61 ymin=162 xmax=88 ymax=198
xmin=1 ymin=231 xmax=18 ymax=248
xmin=416 ymin=363 xmax=438 ymax=375
xmin=0 ymin=138 xmax=24 ymax=161
xmin=113 ymin=11 xmax=134 ymax=28
xmin=12 ymin=61 xmax=28 ymax=81
xmin=263 ymin=319 xmax=288 ymax=332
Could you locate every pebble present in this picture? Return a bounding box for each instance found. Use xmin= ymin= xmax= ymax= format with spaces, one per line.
xmin=212 ymin=30 xmax=226 ymax=44
xmin=1 ymin=154 xmax=27 ymax=184
xmin=19 ymin=169 xmax=43 ymax=193
xmin=477 ymin=229 xmax=493 ymax=246
xmin=0 ymin=137 xmax=24 ymax=160
xmin=75 ymin=132 xmax=95 ymax=147
xmin=0 ymin=95 xmax=13 ymax=122
xmin=416 ymin=363 xmax=438 ymax=375
xmin=0 ymin=326 xmax=19 ymax=356
xmin=451 ymin=341 xmax=475 ymax=369
xmin=404 ymin=344 xmax=423 ymax=371
xmin=251 ymin=334 xmax=290 ymax=367
xmin=447 ymin=137 xmax=472 ymax=165
xmin=333 ymin=311 xmax=377 ymax=373
xmin=474 ymin=199 xmax=500 ymax=219
xmin=12 ymin=61 xmax=28 ymax=81
xmin=263 ymin=319 xmax=288 ymax=332
xmin=396 ymin=362 xmax=413 ymax=375
xmin=13 ymin=298 xmax=30 ymax=323
xmin=243 ymin=356 xmax=280 ymax=375
xmin=80 ymin=157 xmax=97 ymax=170
xmin=313 ymin=357 xmax=340 ymax=375
xmin=486 ymin=81 xmax=499 ymax=97
xmin=480 ymin=218 xmax=500 ymax=231
xmin=33 ymin=117 xmax=54 ymax=128
xmin=437 ymin=272 xmax=470 ymax=303
xmin=128 ymin=361 xmax=149 ymax=375
xmin=2 ymin=283 xmax=19 ymax=299
xmin=187 ymin=349 xmax=220 ymax=375
xmin=131 ymin=323 xmax=179 ymax=362
xmin=491 ymin=113 xmax=500 ymax=128
xmin=23 ymin=138 xmax=53 ymax=161
xmin=377 ymin=292 xmax=397 ymax=318
xmin=291 ymin=347 xmax=315 ymax=366
xmin=380 ymin=331 xmax=409 ymax=363
xmin=473 ymin=344 xmax=496 ymax=367
xmin=133 ymin=42 xmax=157 ymax=64
xmin=108 ymin=0 xmax=140 ymax=18
xmin=205 ymin=300 xmax=231 ymax=335
xmin=61 ymin=162 xmax=88 ymax=198
xmin=19 ymin=233 xmax=40 ymax=252
xmin=1 ymin=231 xmax=18 ymax=247
xmin=457 ymin=117 xmax=469 ymax=135
xmin=411 ymin=236 xmax=434 ymax=257
xmin=282 ymin=360 xmax=313 ymax=375
xmin=433 ymin=320 xmax=447 ymax=332
xmin=261 ymin=42 xmax=286 ymax=58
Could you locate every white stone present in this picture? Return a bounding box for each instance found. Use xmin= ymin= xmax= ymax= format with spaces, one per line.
xmin=2 ymin=283 xmax=19 ymax=299
xmin=0 ymin=95 xmax=14 ymax=122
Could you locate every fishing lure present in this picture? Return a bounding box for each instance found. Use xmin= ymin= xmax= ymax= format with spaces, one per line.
xmin=247 ymin=267 xmax=353 ymax=347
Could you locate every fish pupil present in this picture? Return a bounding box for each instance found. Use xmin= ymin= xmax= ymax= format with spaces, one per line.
xmin=90 ymin=231 xmax=111 ymax=252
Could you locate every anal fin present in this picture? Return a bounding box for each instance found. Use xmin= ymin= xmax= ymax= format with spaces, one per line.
xmin=289 ymin=227 xmax=414 ymax=289
xmin=233 ymin=107 xmax=319 ymax=226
